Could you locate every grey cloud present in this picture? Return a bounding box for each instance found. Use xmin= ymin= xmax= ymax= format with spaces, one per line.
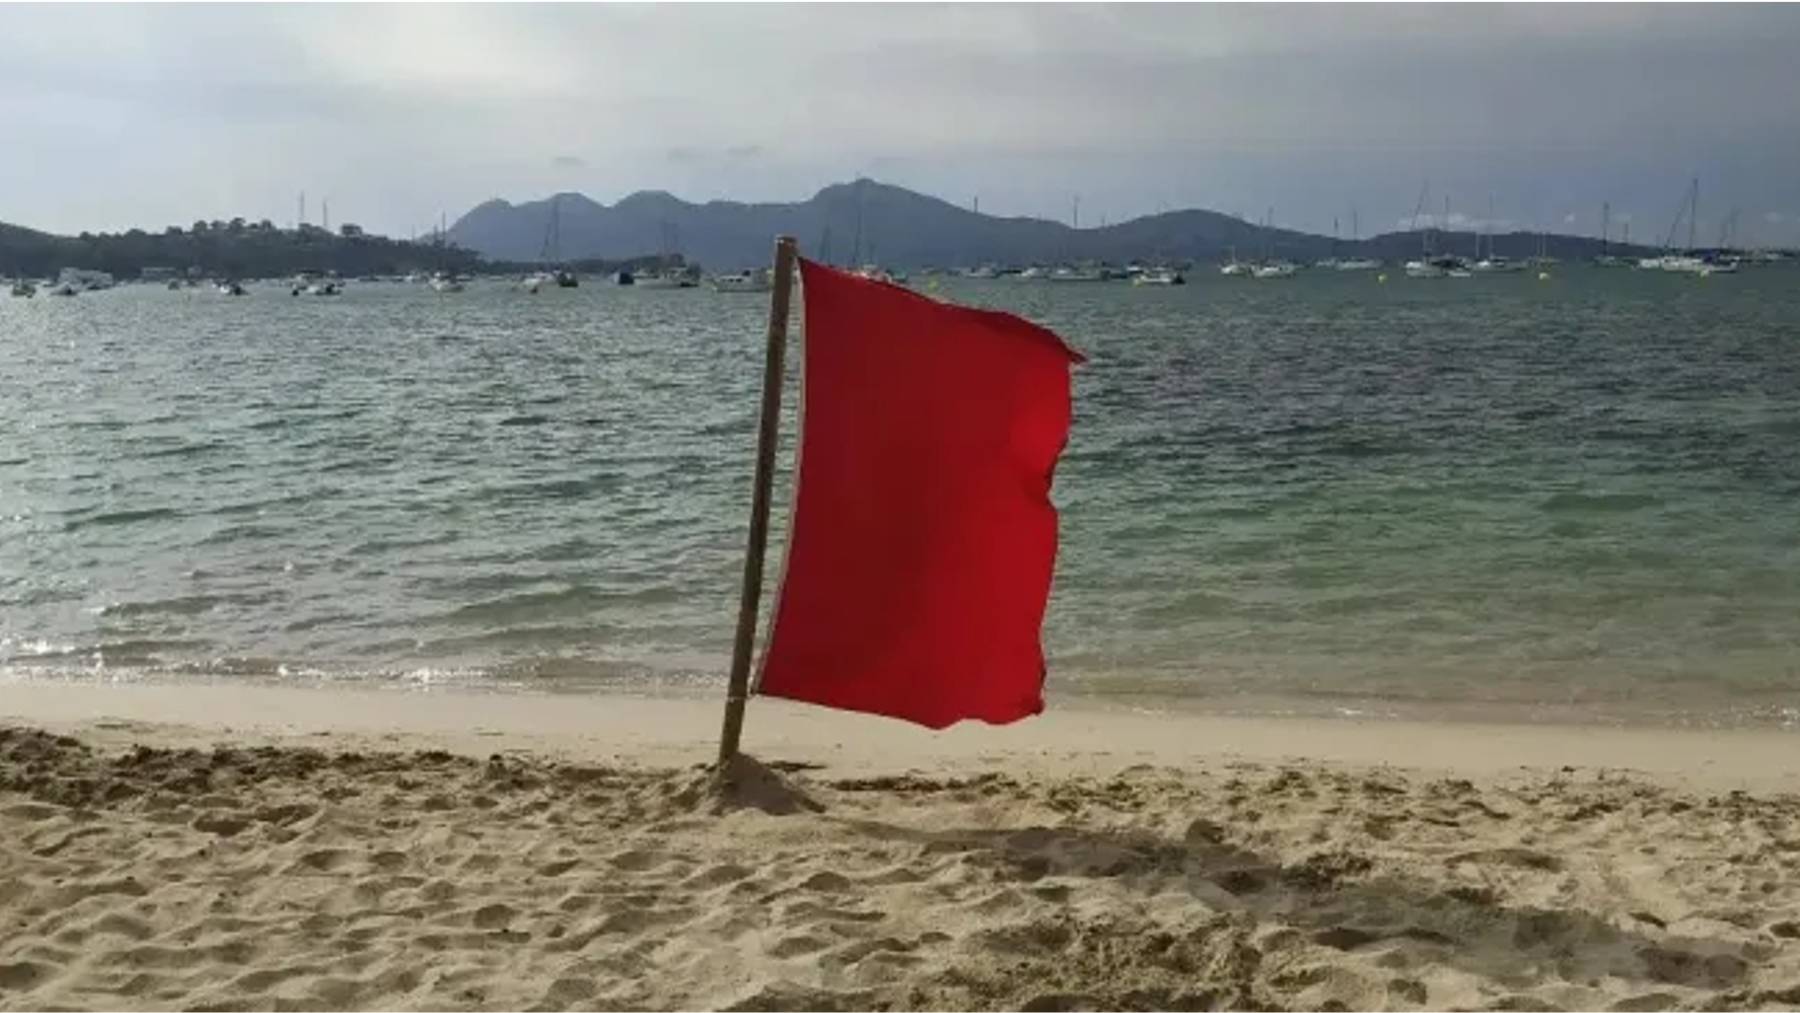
xmin=1 ymin=4 xmax=1796 ymax=243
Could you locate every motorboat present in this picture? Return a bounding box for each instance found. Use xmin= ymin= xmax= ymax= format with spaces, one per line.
xmin=1251 ymin=261 xmax=1297 ymax=279
xmin=633 ymin=268 xmax=700 ymax=289
xmin=709 ymin=270 xmax=772 ymax=293
xmin=1472 ymin=256 xmax=1527 ymax=273
xmin=9 ymin=279 xmax=35 ymax=297
xmin=1133 ymin=267 xmax=1185 ymax=286
xmin=428 ymin=272 xmax=465 ymax=293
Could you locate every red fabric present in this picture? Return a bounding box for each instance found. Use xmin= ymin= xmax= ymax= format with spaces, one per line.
xmin=756 ymin=260 xmax=1083 ymax=729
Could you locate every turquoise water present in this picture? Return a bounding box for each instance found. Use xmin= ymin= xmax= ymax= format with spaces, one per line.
xmin=3 ymin=270 xmax=1798 ymax=726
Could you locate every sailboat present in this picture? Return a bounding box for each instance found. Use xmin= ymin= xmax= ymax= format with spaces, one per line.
xmin=533 ymin=195 xmax=579 ymax=288
xmin=1251 ymin=207 xmax=1298 ymax=277
xmin=1472 ymin=197 xmax=1525 ymax=273
xmin=1334 ymin=208 xmax=1381 ymax=270
xmin=1594 ymin=202 xmax=1630 ymax=267
xmin=1404 ymin=187 xmax=1470 ymax=277
xmin=1643 ymin=179 xmax=1710 ymax=272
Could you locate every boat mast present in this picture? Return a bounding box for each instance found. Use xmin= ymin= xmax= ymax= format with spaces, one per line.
xmin=1688 ymin=177 xmax=1699 ymax=252
xmin=1411 ymin=181 xmax=1431 ymax=256
xmin=1601 ymin=201 xmax=1611 ymax=255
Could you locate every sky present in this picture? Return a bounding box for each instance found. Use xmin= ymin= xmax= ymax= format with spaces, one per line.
xmin=5 ymin=3 xmax=1799 ymax=246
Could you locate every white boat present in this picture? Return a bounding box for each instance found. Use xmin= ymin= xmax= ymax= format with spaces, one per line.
xmin=521 ymin=273 xmax=545 ymax=294
xmin=57 ymin=268 xmax=113 ymax=292
xmin=9 ymin=279 xmax=34 ymax=297
xmin=1133 ymin=267 xmax=1185 ymax=286
xmin=633 ymin=267 xmax=700 ymax=289
xmin=1016 ymin=266 xmax=1049 ymax=280
xmin=853 ymin=265 xmax=909 ymax=286
xmin=428 ymin=272 xmax=465 ymax=293
xmin=215 ymin=281 xmax=247 ymax=296
xmin=709 ymin=270 xmax=771 ymax=293
xmin=1048 ymin=265 xmax=1106 ymax=282
xmin=962 ymin=265 xmax=1000 ymax=279
xmin=1220 ymin=245 xmax=1252 ymax=276
xmin=1251 ymin=262 xmax=1297 ymax=279
xmin=1334 ymin=258 xmax=1381 ymax=271
xmin=1472 ymin=256 xmax=1527 ymax=273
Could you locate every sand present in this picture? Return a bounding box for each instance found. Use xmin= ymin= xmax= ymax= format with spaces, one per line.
xmin=3 ymin=680 xmax=1800 ymax=1011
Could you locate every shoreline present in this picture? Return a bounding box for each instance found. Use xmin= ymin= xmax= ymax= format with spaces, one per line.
xmin=3 ymin=675 xmax=1797 ymax=793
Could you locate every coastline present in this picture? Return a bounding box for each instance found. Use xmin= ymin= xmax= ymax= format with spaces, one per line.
xmin=4 ymin=675 xmax=1797 ymax=792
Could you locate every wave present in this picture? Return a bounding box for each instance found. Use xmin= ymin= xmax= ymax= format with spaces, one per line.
xmin=1540 ymin=491 xmax=1662 ymax=514
xmin=64 ymin=506 xmax=180 ymax=531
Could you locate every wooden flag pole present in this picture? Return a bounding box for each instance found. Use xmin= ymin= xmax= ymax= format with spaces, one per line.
xmin=717 ymin=235 xmax=799 ymax=767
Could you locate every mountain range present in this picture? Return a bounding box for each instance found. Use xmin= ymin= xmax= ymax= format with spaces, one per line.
xmin=448 ymin=179 xmax=1643 ymax=270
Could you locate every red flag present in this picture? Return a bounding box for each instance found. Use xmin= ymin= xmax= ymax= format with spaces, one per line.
xmin=756 ymin=260 xmax=1083 ymax=729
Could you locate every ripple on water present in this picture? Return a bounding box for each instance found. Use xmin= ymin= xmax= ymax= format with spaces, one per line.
xmin=3 ymin=276 xmax=1800 ymax=723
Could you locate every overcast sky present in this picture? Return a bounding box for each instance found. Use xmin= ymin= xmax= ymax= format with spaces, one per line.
xmin=5 ymin=4 xmax=1798 ymax=244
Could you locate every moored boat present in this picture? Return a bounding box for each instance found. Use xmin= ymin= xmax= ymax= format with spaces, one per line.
xmin=709 ymin=269 xmax=772 ymax=293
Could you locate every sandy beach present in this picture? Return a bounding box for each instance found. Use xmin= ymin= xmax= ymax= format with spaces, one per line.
xmin=3 ymin=680 xmax=1799 ymax=1011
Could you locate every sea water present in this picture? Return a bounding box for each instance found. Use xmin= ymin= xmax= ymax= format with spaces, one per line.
xmin=3 ymin=269 xmax=1797 ymax=726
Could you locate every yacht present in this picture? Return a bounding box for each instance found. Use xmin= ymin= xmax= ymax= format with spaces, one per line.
xmin=215 ymin=280 xmax=247 ymax=296
xmin=1133 ymin=267 xmax=1185 ymax=286
xmin=1405 ymin=255 xmax=1471 ymax=278
xmin=1334 ymin=258 xmax=1381 ymax=271
xmin=1016 ymin=266 xmax=1049 ymax=280
xmin=962 ymin=264 xmax=1000 ymax=279
xmin=428 ymin=272 xmax=465 ymax=293
xmin=1251 ymin=261 xmax=1297 ymax=279
xmin=710 ymin=269 xmax=772 ymax=293
xmin=853 ymin=265 xmax=909 ymax=286
xmin=1472 ymin=256 xmax=1527 ymax=273
xmin=1220 ymin=245 xmax=1253 ymax=276
xmin=1048 ymin=265 xmax=1107 ymax=282
xmin=9 ymin=279 xmax=35 ymax=298
xmin=634 ymin=266 xmax=701 ymax=289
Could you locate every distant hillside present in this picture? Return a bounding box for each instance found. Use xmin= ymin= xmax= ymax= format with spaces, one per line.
xmin=0 ymin=220 xmax=479 ymax=280
xmin=448 ymin=179 xmax=1649 ymax=269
